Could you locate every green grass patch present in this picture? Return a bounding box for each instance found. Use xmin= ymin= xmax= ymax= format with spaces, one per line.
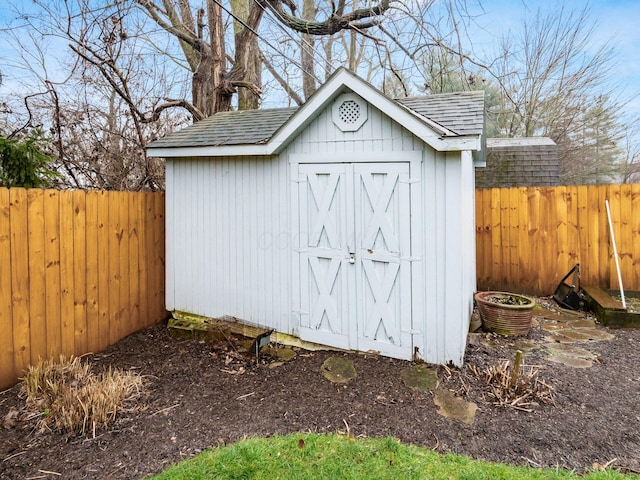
xmin=148 ymin=434 xmax=635 ymax=480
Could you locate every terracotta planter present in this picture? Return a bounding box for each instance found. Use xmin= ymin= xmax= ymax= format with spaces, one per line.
xmin=474 ymin=291 xmax=536 ymax=336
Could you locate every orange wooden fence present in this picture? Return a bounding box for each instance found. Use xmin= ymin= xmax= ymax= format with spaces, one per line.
xmin=476 ymin=184 xmax=640 ymax=296
xmin=0 ymin=188 xmax=167 ymax=390
xmin=2 ymin=184 xmax=638 ymax=388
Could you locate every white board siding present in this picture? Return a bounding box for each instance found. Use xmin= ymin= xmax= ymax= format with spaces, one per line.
xmin=166 ymin=96 xmax=476 ymax=365
xmin=166 ymin=155 xmax=293 ymax=333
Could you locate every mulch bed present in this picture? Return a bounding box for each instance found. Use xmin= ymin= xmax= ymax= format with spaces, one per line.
xmin=2 ymin=299 xmax=640 ymax=479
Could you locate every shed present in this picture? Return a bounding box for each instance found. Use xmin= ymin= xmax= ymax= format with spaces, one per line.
xmin=147 ymin=68 xmax=485 ymax=366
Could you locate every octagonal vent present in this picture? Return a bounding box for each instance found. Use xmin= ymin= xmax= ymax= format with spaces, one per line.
xmin=332 ymin=93 xmax=367 ymax=132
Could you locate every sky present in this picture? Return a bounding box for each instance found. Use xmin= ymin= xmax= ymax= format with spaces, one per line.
xmin=466 ymin=0 xmax=640 ymax=120
xmin=0 ymin=0 xmax=639 ymax=123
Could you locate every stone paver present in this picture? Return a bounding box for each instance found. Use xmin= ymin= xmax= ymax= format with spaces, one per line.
xmin=321 ymin=356 xmax=357 ymax=383
xmin=433 ymin=389 xmax=478 ymax=425
xmin=401 ymin=364 xmax=439 ymax=392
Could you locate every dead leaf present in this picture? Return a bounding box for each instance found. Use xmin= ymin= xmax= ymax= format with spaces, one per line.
xmin=2 ymin=408 xmax=19 ymax=429
xmin=298 ymin=439 xmax=305 ymax=448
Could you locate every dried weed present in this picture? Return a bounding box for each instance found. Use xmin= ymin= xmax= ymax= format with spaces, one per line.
xmin=481 ymin=360 xmax=554 ymax=411
xmin=21 ymin=356 xmax=144 ymax=436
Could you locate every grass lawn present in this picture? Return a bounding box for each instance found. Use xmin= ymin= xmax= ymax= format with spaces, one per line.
xmin=148 ymin=434 xmax=636 ymax=480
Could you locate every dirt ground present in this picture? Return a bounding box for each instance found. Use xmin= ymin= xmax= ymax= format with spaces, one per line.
xmin=1 ymin=298 xmax=640 ymax=480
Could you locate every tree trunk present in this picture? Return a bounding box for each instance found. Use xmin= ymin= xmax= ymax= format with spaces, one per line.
xmin=301 ymin=0 xmax=316 ymax=100
xmin=208 ymin=0 xmax=230 ymax=114
xmin=230 ymin=0 xmax=261 ymax=110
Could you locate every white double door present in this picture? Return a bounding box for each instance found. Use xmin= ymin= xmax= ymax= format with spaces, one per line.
xmin=297 ymin=162 xmax=416 ymax=358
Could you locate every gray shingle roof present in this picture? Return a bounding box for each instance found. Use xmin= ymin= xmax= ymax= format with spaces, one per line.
xmin=148 ymin=107 xmax=297 ymax=149
xmin=397 ymin=91 xmax=485 ymax=136
xmin=476 ymin=137 xmax=559 ymax=188
xmin=147 ymin=90 xmax=484 ymax=150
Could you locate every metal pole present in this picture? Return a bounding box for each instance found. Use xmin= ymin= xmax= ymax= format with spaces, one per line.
xmin=605 ymin=199 xmax=626 ymax=309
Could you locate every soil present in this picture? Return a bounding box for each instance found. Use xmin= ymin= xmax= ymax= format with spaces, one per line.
xmin=2 ymin=298 xmax=640 ymax=479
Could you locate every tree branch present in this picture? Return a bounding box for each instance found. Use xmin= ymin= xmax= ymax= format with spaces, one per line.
xmin=70 ymin=44 xmax=202 ymax=123
xmin=263 ymin=0 xmax=392 ymax=35
xmin=260 ymin=51 xmax=303 ymax=105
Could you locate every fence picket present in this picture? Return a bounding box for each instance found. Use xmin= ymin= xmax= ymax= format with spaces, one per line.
xmin=633 ymin=184 xmax=640 ymax=291
xmin=137 ymin=193 xmax=149 ymax=326
xmin=96 ymin=191 xmax=110 ymax=352
xmin=59 ymin=191 xmax=75 ymax=356
xmin=155 ymin=193 xmax=166 ymax=327
xmin=108 ymin=191 xmax=121 ymax=345
xmin=619 ymin=184 xmax=633 ymax=288
xmin=587 ymin=186 xmax=602 ymax=286
xmin=490 ymin=188 xmax=502 ymax=289
xmin=27 ymin=189 xmax=46 ymax=365
xmin=0 ymin=188 xmax=14 ymax=385
xmin=576 ymin=186 xmax=589 ymax=279
xmin=118 ymin=193 xmax=130 ymax=338
xmin=44 ymin=190 xmax=61 ymax=359
xmin=10 ymin=188 xmax=30 ymax=376
xmin=129 ymin=193 xmax=141 ymax=333
xmin=85 ymin=191 xmax=100 ymax=353
xmin=73 ymin=191 xmax=88 ymax=355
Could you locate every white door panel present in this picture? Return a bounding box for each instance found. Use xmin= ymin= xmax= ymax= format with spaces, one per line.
xmin=354 ymin=163 xmax=412 ymax=357
xmin=297 ymin=162 xmax=414 ymax=357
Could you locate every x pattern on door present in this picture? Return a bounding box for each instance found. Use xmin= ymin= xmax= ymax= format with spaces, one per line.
xmin=307 ymin=171 xmax=341 ymax=249
xmin=298 ymin=162 xmax=412 ymax=357
xmin=359 ymin=170 xmax=400 ymax=253
xmin=308 ymin=256 xmax=342 ymax=335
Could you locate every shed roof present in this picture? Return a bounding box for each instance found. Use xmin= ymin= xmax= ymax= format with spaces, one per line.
xmin=149 ymin=107 xmax=297 ymax=148
xmin=396 ymin=92 xmax=485 ymax=137
xmin=147 ymin=68 xmax=485 ymax=157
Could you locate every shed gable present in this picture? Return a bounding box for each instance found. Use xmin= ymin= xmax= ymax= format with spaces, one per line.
xmin=284 ymin=94 xmax=432 ymax=157
xmin=146 ymin=68 xmax=484 ymax=159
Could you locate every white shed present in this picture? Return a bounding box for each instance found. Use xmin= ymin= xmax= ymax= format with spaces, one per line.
xmin=147 ymin=68 xmax=485 ymax=366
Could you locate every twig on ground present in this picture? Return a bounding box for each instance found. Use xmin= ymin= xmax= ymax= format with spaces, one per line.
xmin=342 ymin=418 xmax=351 ymax=438
xmin=150 ymin=403 xmax=180 ymax=417
xmin=431 ymin=433 xmax=440 ymax=451
xmin=522 ymin=456 xmax=541 ymax=467
xmin=236 ymin=392 xmax=255 ymax=400
xmin=3 ymin=451 xmax=27 ymax=462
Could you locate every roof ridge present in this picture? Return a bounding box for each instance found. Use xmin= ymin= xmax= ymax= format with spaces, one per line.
xmin=396 ymin=90 xmax=485 ymax=102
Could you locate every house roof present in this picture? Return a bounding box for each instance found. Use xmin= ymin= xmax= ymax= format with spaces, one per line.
xmin=487 ymin=137 xmax=556 ymax=148
xmin=147 ymin=68 xmax=485 ymax=157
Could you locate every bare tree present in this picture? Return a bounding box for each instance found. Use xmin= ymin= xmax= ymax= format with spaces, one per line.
xmin=125 ymin=0 xmax=397 ymax=114
xmin=484 ymin=5 xmax=627 ymax=183
xmin=0 ymin=2 xmax=186 ymax=189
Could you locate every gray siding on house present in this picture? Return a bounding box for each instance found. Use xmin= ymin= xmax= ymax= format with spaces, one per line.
xmin=476 ymin=137 xmax=559 ymax=188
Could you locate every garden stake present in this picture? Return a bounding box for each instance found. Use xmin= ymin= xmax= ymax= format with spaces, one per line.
xmin=509 ymin=350 xmax=523 ymax=389
xmin=605 ymin=199 xmax=626 ymax=309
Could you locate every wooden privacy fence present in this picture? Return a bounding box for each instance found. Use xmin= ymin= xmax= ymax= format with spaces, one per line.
xmin=476 ymin=184 xmax=640 ymax=296
xmin=0 ymin=188 xmax=166 ymax=390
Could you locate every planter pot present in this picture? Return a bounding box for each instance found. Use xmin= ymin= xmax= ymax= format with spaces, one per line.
xmin=474 ymin=291 xmax=536 ymax=336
